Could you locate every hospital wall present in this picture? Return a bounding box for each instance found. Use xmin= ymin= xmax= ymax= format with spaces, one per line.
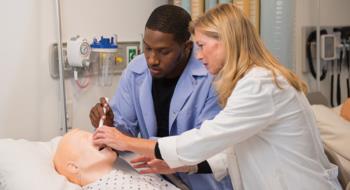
xmin=0 ymin=0 xmax=167 ymax=141
xmin=1 ymin=0 xmax=349 ymax=141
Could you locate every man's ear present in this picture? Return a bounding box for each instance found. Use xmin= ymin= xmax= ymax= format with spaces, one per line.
xmin=66 ymin=161 xmax=79 ymax=174
xmin=184 ymin=40 xmax=193 ymax=53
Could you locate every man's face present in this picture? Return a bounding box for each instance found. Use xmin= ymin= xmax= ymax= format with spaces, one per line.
xmin=143 ymin=28 xmax=188 ymax=78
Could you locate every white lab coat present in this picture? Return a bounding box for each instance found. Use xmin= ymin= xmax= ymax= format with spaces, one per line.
xmin=158 ymin=67 xmax=342 ymax=190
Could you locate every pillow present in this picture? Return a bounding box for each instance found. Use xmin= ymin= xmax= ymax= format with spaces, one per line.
xmin=311 ymin=105 xmax=350 ymax=160
xmin=341 ymin=98 xmax=350 ymax=122
xmin=0 ymin=137 xmax=81 ymax=190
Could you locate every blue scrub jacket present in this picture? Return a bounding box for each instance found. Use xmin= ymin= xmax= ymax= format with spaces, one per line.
xmin=109 ymin=49 xmax=233 ymax=190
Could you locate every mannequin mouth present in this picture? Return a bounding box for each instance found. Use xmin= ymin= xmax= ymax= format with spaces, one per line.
xmin=99 ymin=146 xmax=114 ymax=154
xmin=98 ymin=146 xmax=107 ymax=151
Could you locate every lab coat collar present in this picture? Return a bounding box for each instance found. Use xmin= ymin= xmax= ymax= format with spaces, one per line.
xmin=128 ymin=54 xmax=148 ymax=74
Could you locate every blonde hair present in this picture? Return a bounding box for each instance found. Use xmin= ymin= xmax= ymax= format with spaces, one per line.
xmin=189 ymin=4 xmax=307 ymax=106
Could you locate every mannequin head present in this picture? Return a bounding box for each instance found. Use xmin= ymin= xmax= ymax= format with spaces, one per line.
xmin=53 ymin=129 xmax=117 ymax=186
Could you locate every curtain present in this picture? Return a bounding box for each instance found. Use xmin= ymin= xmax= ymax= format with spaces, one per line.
xmin=169 ymin=0 xmax=260 ymax=32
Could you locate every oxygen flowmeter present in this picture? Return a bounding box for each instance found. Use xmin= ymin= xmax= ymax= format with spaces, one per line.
xmin=66 ymin=36 xmax=91 ymax=88
xmin=67 ymin=36 xmax=91 ymax=67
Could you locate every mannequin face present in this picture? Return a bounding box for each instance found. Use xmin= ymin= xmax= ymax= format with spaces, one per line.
xmin=54 ymin=129 xmax=117 ymax=186
xmin=72 ymin=129 xmax=117 ymax=169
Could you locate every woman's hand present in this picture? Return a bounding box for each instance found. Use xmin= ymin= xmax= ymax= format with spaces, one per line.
xmin=93 ymin=126 xmax=157 ymax=157
xmin=93 ymin=126 xmax=131 ymax=151
xmin=131 ymin=156 xmax=191 ymax=174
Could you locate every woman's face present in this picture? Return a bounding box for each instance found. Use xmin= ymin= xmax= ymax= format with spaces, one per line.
xmin=194 ymin=29 xmax=226 ymax=75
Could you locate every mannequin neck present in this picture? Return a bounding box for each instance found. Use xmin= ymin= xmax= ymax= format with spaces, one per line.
xmin=79 ymin=163 xmax=116 ymax=186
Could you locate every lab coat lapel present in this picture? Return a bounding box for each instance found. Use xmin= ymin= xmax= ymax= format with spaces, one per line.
xmin=138 ymin=73 xmax=157 ymax=137
xmin=168 ymin=70 xmax=194 ymax=129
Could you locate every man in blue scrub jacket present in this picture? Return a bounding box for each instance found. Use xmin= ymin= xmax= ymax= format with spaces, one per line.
xmin=89 ymin=5 xmax=233 ymax=190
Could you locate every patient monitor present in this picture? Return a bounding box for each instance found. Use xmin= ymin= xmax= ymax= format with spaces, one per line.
xmin=53 ymin=129 xmax=117 ymax=186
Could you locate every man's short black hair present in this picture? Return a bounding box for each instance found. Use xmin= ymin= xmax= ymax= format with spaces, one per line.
xmin=146 ymin=5 xmax=191 ymax=44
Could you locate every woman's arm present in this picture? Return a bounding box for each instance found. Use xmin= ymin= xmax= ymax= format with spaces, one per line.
xmin=158 ymin=77 xmax=275 ymax=168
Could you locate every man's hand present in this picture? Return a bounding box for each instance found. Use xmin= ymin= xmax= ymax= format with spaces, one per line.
xmin=131 ymin=156 xmax=191 ymax=174
xmin=89 ymin=97 xmax=114 ymax=128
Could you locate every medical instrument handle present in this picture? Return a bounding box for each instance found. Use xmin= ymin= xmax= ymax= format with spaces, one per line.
xmin=347 ymin=79 xmax=350 ymax=98
xmin=336 ymin=50 xmax=342 ymax=106
xmin=98 ymin=97 xmax=109 ymax=128
xmin=330 ymin=61 xmax=335 ymax=107
xmin=337 ymin=74 xmax=341 ymax=106
xmin=347 ymin=48 xmax=350 ymax=97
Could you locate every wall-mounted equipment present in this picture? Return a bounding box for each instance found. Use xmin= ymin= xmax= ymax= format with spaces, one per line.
xmin=49 ymin=38 xmax=140 ymax=82
xmin=67 ymin=36 xmax=91 ymax=67
xmin=321 ymin=34 xmax=336 ymax=61
xmin=306 ymin=29 xmax=328 ymax=81
xmin=303 ymin=26 xmax=350 ymax=107
xmin=90 ymin=36 xmax=118 ymax=87
xmin=66 ymin=36 xmax=91 ymax=88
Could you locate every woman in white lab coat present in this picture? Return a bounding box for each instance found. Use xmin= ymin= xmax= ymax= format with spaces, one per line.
xmin=93 ymin=3 xmax=341 ymax=190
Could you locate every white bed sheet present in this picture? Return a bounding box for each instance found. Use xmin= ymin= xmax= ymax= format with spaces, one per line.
xmin=0 ymin=136 xmax=165 ymax=190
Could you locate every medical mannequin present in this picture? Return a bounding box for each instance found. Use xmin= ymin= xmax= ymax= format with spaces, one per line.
xmin=53 ymin=129 xmax=178 ymax=190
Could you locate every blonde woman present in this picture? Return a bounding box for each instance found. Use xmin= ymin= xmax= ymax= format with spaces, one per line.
xmin=93 ymin=4 xmax=341 ymax=190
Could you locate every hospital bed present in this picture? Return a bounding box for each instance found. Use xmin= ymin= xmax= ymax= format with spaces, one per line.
xmin=308 ymin=92 xmax=350 ymax=190
xmin=1 ymin=93 xmax=347 ymax=190
xmin=0 ymin=136 xmax=187 ymax=190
